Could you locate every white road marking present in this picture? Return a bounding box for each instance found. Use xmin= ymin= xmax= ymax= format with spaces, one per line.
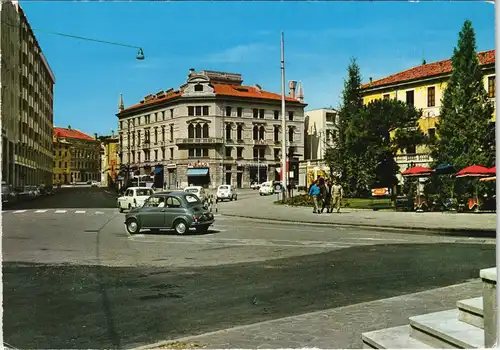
xmin=13 ymin=210 xmax=27 ymax=214
xmin=55 ymin=210 xmax=67 ymax=214
xmin=34 ymin=210 xmax=48 ymax=213
xmin=346 ymin=237 xmax=408 ymax=242
xmin=75 ymin=210 xmax=86 ymax=214
xmin=94 ymin=211 xmax=104 ymax=214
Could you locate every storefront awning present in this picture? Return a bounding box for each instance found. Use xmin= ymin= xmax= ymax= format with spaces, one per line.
xmin=187 ymin=168 xmax=209 ymax=176
xmin=154 ymin=167 xmax=163 ymax=174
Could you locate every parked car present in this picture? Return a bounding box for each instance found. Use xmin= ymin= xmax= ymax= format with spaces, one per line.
xmin=124 ymin=191 xmax=215 ymax=235
xmin=117 ymin=187 xmax=155 ymax=212
xmin=250 ymin=182 xmax=261 ymax=190
xmin=184 ymin=186 xmax=209 ymax=206
xmin=259 ymin=181 xmax=274 ymax=196
xmin=216 ymin=185 xmax=237 ymax=202
xmin=1 ymin=182 xmax=17 ymax=206
xmin=91 ymin=181 xmax=99 ymax=187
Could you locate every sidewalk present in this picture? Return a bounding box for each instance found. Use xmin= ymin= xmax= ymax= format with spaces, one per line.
xmin=216 ymin=196 xmax=497 ymax=236
xmin=132 ymin=280 xmax=482 ymax=349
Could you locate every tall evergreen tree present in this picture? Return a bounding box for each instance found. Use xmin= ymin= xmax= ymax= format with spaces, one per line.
xmin=431 ymin=20 xmax=495 ymax=168
xmin=324 ymin=57 xmax=364 ymax=195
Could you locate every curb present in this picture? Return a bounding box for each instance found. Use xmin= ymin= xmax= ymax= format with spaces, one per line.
xmin=219 ymin=213 xmax=497 ymax=238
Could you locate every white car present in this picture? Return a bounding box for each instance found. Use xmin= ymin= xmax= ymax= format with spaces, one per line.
xmin=117 ymin=187 xmax=154 ymax=212
xmin=216 ymin=185 xmax=237 ymax=202
xmin=259 ymin=181 xmax=274 ymax=196
xmin=184 ymin=186 xmax=209 ymax=206
xmin=91 ymin=181 xmax=99 ymax=187
xmin=250 ymin=182 xmax=261 ymax=190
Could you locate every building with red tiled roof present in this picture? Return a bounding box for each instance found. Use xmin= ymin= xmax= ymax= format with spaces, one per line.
xmin=116 ymin=69 xmax=308 ymax=189
xmin=360 ymin=49 xmax=496 ymax=174
xmin=53 ymin=126 xmax=100 ymax=184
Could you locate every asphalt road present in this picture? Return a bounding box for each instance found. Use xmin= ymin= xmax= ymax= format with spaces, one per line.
xmin=2 ymin=188 xmax=496 ymax=349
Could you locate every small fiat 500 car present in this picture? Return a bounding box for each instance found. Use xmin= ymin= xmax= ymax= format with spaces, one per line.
xmin=124 ymin=191 xmax=215 ymax=235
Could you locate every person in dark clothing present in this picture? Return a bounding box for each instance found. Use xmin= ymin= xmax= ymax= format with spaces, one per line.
xmin=321 ymin=179 xmax=333 ymax=213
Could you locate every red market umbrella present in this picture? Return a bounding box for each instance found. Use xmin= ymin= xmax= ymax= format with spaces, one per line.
xmin=456 ymin=165 xmax=492 ymax=178
xmin=488 ymin=166 xmax=496 ymax=174
xmin=402 ymin=166 xmax=434 ymax=177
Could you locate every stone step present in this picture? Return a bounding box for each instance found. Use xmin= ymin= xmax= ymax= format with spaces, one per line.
xmin=362 ymin=325 xmax=433 ymax=349
xmin=457 ymin=297 xmax=484 ymax=329
xmin=409 ymin=309 xmax=484 ymax=349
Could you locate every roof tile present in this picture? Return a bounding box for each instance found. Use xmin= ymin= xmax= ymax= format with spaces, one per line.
xmin=54 ymin=127 xmax=95 ymax=141
xmin=361 ymin=50 xmax=495 ymax=89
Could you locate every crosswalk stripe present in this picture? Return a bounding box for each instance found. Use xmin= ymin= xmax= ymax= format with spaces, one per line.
xmin=35 ymin=210 xmax=47 ymax=213
xmin=13 ymin=210 xmax=26 ymax=214
xmin=95 ymin=211 xmax=104 ymax=215
xmin=75 ymin=210 xmax=86 ymax=214
xmin=55 ymin=210 xmax=67 ymax=214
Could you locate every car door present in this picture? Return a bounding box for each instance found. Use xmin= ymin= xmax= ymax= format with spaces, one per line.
xmin=140 ymin=196 xmax=167 ymax=228
xmin=164 ymin=196 xmax=185 ymax=228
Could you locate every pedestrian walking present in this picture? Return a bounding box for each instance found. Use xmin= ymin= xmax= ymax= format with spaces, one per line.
xmin=321 ymin=179 xmax=333 ymax=213
xmin=308 ymin=180 xmax=321 ymax=214
xmin=331 ymin=178 xmax=343 ymax=213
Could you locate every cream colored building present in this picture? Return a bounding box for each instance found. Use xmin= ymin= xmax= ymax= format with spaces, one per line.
xmin=304 ymin=108 xmax=339 ymax=161
xmin=117 ymin=69 xmax=307 ymax=189
xmin=1 ymin=0 xmax=55 ymax=188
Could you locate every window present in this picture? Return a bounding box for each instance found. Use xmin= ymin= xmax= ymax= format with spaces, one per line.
xmin=288 ymin=127 xmax=294 ymax=142
xmin=274 ymin=110 xmax=279 ymax=120
xmin=226 ymin=106 xmax=232 ymax=117
xmin=188 ymin=148 xmax=194 ymax=158
xmin=288 ymin=111 xmax=294 ymax=121
xmin=166 ymin=196 xmax=182 ymax=208
xmin=195 ymin=124 xmax=202 ymax=138
xmin=225 ymin=147 xmax=232 ymax=157
xmin=154 ymin=128 xmax=158 ymax=143
xmin=237 ymin=107 xmax=243 ymax=117
xmin=252 ymin=126 xmax=258 ymax=140
xmin=488 ymin=76 xmax=495 ymax=98
xmin=58 ymin=161 xmax=61 ymax=168
xmin=195 ymin=106 xmax=202 ymax=116
xmin=259 ymin=109 xmax=265 ymax=119
xmin=274 ymin=149 xmax=280 ymax=159
xmin=406 ymin=90 xmax=414 ymax=106
xmin=259 ymin=149 xmax=265 ymax=159
xmin=162 ymin=148 xmax=165 ymax=159
xmin=253 ymin=148 xmax=258 ymax=159
xmin=237 ymin=125 xmax=243 ymax=140
xmin=188 ymin=124 xmax=194 ymax=138
xmin=203 ymin=148 xmax=208 ymax=157
xmin=188 ymin=106 xmax=194 ymax=116
xmin=203 ymin=106 xmax=209 ymax=116
xmin=259 ymin=126 xmax=265 ymax=140
xmin=170 ymin=148 xmax=174 ymax=159
xmin=428 ymin=128 xmax=436 ymax=141
xmin=406 ymin=145 xmax=416 ymax=154
xmin=194 ymin=84 xmax=203 ymax=92
xmin=383 ymin=94 xmax=390 ymax=100
xmin=237 ymin=147 xmax=243 ymax=159
xmin=274 ymin=126 xmax=279 ymax=141
xmin=170 ymin=125 xmax=174 ymax=142
xmin=170 ymin=109 xmax=174 ymax=118
xmin=64 ymin=162 xmax=67 ymax=168
xmin=427 ymin=87 xmax=435 ymax=107
xmin=202 ymin=124 xmax=209 ymax=137
xmin=225 ymin=124 xmax=232 ymax=140
xmin=253 ymin=109 xmax=258 ymax=118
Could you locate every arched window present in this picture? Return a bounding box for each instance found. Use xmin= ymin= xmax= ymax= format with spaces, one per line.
xmin=225 ymin=124 xmax=231 ymax=140
xmin=259 ymin=126 xmax=265 ymax=140
xmin=195 ymin=124 xmax=202 ymax=138
xmin=288 ymin=127 xmax=294 ymax=142
xmin=274 ymin=126 xmax=279 ymax=141
xmin=253 ymin=126 xmax=259 ymax=140
xmin=188 ymin=124 xmax=194 ymax=138
xmin=194 ymin=84 xmax=203 ymax=92
xmin=237 ymin=125 xmax=243 ymax=140
xmin=202 ymin=123 xmax=209 ymax=138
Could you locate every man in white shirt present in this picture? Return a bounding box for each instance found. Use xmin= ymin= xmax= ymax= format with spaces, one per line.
xmin=331 ymin=179 xmax=343 ymax=213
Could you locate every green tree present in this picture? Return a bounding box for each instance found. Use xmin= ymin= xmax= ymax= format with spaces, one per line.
xmin=324 ymin=57 xmax=364 ymax=196
xmin=431 ymin=19 xmax=495 ymax=169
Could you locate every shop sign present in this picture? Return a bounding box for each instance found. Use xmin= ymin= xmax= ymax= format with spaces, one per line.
xmin=371 ymin=187 xmax=390 ymax=196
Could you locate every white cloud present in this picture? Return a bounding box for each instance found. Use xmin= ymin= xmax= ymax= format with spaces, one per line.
xmin=202 ymin=43 xmax=275 ymax=64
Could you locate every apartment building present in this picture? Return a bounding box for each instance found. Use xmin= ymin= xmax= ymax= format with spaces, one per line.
xmin=117 ymin=69 xmax=307 ymax=189
xmin=98 ymin=133 xmax=120 ymax=188
xmin=360 ymin=49 xmax=495 ymax=173
xmin=53 ymin=127 xmax=100 ymax=184
xmin=0 ymin=0 xmax=55 ymax=188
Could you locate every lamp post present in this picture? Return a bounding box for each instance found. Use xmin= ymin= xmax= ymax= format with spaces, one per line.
xmin=280 ymin=31 xmax=288 ymax=201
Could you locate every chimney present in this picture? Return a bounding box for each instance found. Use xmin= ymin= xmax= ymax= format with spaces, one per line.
xmin=94 ymin=133 xmax=98 ymax=140
xmin=369 ymin=77 xmax=373 ymax=83
xmin=111 ymin=130 xmax=115 ymax=137
xmin=254 ymin=84 xmax=262 ymax=92
xmin=118 ymin=93 xmax=124 ymax=112
xmin=189 ymin=68 xmax=195 ymax=75
xmin=68 ymin=125 xmax=71 ymax=130
xmin=288 ymin=80 xmax=297 ymax=98
xmin=296 ymin=81 xmax=304 ymax=103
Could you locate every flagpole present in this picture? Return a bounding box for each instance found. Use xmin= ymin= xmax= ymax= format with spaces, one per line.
xmin=280 ymin=31 xmax=288 ymax=201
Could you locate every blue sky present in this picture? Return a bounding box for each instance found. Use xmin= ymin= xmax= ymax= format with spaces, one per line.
xmin=21 ymin=1 xmax=494 ymax=137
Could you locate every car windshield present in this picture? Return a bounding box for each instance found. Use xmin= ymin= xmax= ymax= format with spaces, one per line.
xmin=184 ymin=194 xmax=201 ymax=206
xmin=185 ymin=188 xmax=199 ymax=193
xmin=136 ymin=189 xmax=153 ymax=196
xmin=219 ymin=186 xmax=229 ymax=190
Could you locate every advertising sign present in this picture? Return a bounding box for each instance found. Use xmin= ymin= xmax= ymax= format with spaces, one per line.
xmin=371 ymin=187 xmax=390 ymax=196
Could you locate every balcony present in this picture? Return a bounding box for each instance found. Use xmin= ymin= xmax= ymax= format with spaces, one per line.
xmin=394 ymin=153 xmax=432 ymax=163
xmin=253 ymin=139 xmax=268 ymax=146
xmin=176 ymin=137 xmax=223 ymax=146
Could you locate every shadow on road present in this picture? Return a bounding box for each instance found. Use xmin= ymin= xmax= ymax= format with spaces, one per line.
xmin=5 ymin=187 xmax=118 ymax=209
xmin=3 ymin=242 xmax=495 ymax=349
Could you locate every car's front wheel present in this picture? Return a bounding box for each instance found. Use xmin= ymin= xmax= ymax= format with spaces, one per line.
xmin=173 ymin=219 xmax=188 ymax=235
xmin=126 ymin=218 xmax=140 ymax=234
